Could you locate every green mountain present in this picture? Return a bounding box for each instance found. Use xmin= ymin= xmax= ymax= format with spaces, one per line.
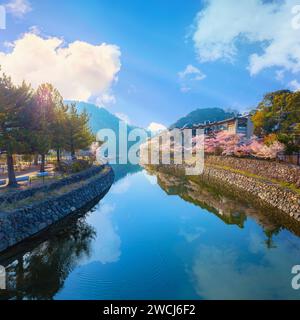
xmin=170 ymin=108 xmax=236 ymax=129
xmin=69 ymin=101 xmax=138 ymax=134
xmin=67 ymin=101 xmax=147 ymax=158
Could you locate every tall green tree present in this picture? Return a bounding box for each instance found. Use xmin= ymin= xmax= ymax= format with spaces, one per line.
xmin=31 ymin=84 xmax=64 ymax=172
xmin=65 ymin=103 xmax=94 ymax=159
xmin=0 ymin=72 xmax=33 ymax=187
xmin=51 ymin=103 xmax=69 ymax=163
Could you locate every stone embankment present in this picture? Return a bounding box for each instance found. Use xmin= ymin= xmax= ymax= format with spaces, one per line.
xmin=0 ymin=165 xmax=114 ymax=253
xmin=206 ymin=155 xmax=300 ymax=187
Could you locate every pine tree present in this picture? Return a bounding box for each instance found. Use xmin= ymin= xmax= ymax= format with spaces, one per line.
xmin=30 ymin=84 xmax=64 ymax=172
xmin=51 ymin=103 xmax=69 ymax=163
xmin=65 ymin=103 xmax=94 ymax=159
xmin=0 ymin=72 xmax=33 ymax=187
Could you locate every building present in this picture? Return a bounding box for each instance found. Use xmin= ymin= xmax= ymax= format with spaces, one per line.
xmin=191 ymin=114 xmax=254 ymax=139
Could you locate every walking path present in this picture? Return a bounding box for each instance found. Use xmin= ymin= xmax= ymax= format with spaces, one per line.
xmin=0 ymin=165 xmax=55 ymax=190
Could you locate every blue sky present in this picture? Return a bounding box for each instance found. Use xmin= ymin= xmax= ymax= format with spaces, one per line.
xmin=0 ymin=0 xmax=299 ymax=129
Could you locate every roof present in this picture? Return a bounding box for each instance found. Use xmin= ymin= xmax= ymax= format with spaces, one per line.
xmin=191 ymin=114 xmax=251 ymax=129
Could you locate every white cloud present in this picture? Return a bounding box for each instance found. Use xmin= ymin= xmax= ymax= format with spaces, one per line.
xmin=5 ymin=0 xmax=32 ymax=18
xmin=180 ymin=86 xmax=191 ymax=93
xmin=127 ymin=84 xmax=137 ymax=95
xmin=88 ymin=203 xmax=121 ymax=264
xmin=193 ymin=0 xmax=300 ymax=76
xmin=178 ymin=64 xmax=206 ymax=93
xmin=111 ymin=175 xmax=131 ymax=194
xmin=147 ymin=122 xmax=167 ymax=133
xmin=97 ymin=93 xmax=116 ymax=106
xmin=178 ymin=64 xmax=206 ymax=81
xmin=0 ymin=32 xmax=121 ymax=102
xmin=191 ymin=233 xmax=300 ymax=299
xmin=143 ymin=171 xmax=158 ymax=185
xmin=28 ymin=25 xmax=40 ymax=35
xmin=289 ymin=79 xmax=300 ymax=91
xmin=115 ymin=112 xmax=131 ymax=124
xmin=275 ymin=69 xmax=285 ymax=81
xmin=3 ymin=41 xmax=14 ymax=48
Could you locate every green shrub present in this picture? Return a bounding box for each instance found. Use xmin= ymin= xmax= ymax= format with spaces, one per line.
xmin=56 ymin=159 xmax=92 ymax=174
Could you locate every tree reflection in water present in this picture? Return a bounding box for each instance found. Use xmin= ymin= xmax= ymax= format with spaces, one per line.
xmin=1 ymin=216 xmax=96 ymax=300
xmin=2 ymin=163 xmax=298 ymax=300
xmin=146 ymin=168 xmax=300 ymax=246
xmin=0 ymin=164 xmax=142 ymax=300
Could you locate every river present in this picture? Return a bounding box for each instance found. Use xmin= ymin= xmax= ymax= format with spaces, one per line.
xmin=1 ymin=164 xmax=300 ymax=300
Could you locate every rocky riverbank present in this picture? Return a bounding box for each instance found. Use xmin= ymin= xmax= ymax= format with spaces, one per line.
xmin=0 ymin=165 xmax=114 ymax=253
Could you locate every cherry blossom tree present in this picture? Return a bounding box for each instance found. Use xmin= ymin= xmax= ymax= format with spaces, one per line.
xmin=192 ymin=131 xmax=285 ymax=160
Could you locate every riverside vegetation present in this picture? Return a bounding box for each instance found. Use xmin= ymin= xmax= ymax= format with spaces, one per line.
xmin=0 ymin=69 xmax=94 ymax=188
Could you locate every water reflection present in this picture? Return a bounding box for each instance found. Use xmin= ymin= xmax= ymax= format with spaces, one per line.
xmin=111 ymin=163 xmax=142 ymax=182
xmin=151 ymin=169 xmax=299 ymax=245
xmin=191 ymin=235 xmax=300 ymax=300
xmin=0 ymin=164 xmax=300 ymax=300
xmin=0 ymin=217 xmax=96 ymax=300
xmin=87 ymin=203 xmax=121 ymax=264
xmin=143 ymin=168 xmax=300 ymax=299
xmin=0 ymin=164 xmax=140 ymax=300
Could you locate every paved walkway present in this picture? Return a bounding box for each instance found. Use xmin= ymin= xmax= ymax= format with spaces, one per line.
xmin=0 ymin=166 xmax=39 ymax=179
xmin=0 ymin=165 xmax=55 ymax=190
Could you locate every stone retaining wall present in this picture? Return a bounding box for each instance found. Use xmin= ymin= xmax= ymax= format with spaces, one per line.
xmin=0 ymin=165 xmax=114 ymax=253
xmin=153 ymin=164 xmax=300 ymax=222
xmin=206 ymin=155 xmax=300 ymax=187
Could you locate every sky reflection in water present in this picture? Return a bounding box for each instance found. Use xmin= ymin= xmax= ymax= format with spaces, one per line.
xmin=1 ymin=167 xmax=300 ymax=300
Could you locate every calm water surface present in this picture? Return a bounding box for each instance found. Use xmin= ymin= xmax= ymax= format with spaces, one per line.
xmin=1 ymin=165 xmax=300 ymax=300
